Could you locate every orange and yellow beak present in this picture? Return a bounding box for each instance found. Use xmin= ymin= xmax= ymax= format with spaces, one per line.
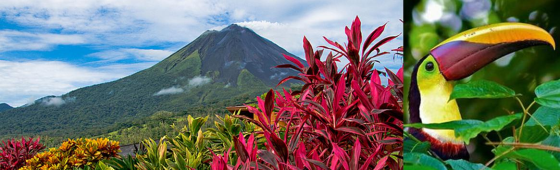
xmin=431 ymin=23 xmax=556 ymax=80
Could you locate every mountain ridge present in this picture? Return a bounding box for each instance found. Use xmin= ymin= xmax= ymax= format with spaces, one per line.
xmin=0 ymin=103 xmax=12 ymax=112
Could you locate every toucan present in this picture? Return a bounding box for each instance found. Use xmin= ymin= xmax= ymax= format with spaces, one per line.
xmin=408 ymin=23 xmax=556 ymax=160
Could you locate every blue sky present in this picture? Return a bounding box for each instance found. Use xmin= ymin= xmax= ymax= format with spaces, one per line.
xmin=0 ymin=0 xmax=403 ymax=107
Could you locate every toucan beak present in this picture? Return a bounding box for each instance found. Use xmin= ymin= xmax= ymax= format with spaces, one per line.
xmin=431 ymin=23 xmax=556 ymax=81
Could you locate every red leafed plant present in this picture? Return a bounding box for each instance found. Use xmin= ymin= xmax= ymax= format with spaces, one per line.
xmin=210 ymin=148 xmax=232 ymax=170
xmin=230 ymin=16 xmax=403 ymax=170
xmin=0 ymin=137 xmax=45 ymax=170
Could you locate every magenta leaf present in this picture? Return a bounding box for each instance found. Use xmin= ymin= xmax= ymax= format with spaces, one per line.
xmin=282 ymin=54 xmax=305 ymax=68
xmin=332 ymin=143 xmax=350 ymax=170
xmin=233 ymin=134 xmax=249 ymax=162
xmin=275 ymin=64 xmax=302 ymax=72
xmin=336 ymin=126 xmax=367 ymax=136
xmin=258 ymin=150 xmax=279 ymax=169
xmin=264 ymin=89 xmax=275 ymax=120
xmin=276 ymin=76 xmax=305 ymax=87
xmin=306 ymin=158 xmax=330 ymax=170
xmin=373 ymin=156 xmax=389 ymax=170
xmin=264 ymin=131 xmax=288 ymax=163
xmin=363 ymin=22 xmax=387 ymax=55
xmin=350 ymin=138 xmax=362 ymax=170
xmin=365 ymin=34 xmax=400 ymax=58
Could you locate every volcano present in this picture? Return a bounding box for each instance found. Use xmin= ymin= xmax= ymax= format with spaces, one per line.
xmin=0 ymin=24 xmax=304 ymax=138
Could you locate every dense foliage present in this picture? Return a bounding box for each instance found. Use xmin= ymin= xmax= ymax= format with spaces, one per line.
xmin=405 ymin=80 xmax=560 ymax=169
xmin=0 ymin=137 xmax=45 ymax=170
xmin=21 ymin=138 xmax=120 ymax=169
xmin=0 ymin=103 xmax=12 ymax=113
xmin=207 ymin=16 xmax=403 ymax=169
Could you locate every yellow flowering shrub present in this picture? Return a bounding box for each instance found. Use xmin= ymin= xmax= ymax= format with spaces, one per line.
xmin=21 ymin=138 xmax=120 ymax=169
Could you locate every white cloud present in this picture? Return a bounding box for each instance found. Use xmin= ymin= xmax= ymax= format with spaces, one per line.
xmin=88 ymin=48 xmax=174 ymax=62
xmin=0 ymin=30 xmax=85 ymax=52
xmin=153 ymin=86 xmax=184 ymax=96
xmin=0 ymin=0 xmax=227 ymax=47
xmin=0 ymin=60 xmax=156 ymax=107
xmin=41 ymin=96 xmax=75 ymax=107
xmin=188 ymin=76 xmax=212 ymax=86
xmin=0 ymin=0 xmax=402 ymax=52
xmin=42 ymin=97 xmax=66 ymax=106
xmin=232 ymin=1 xmax=402 ymax=57
xmin=270 ymin=71 xmax=288 ymax=80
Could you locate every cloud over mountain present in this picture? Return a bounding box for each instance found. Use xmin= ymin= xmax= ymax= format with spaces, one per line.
xmin=154 ymin=87 xmax=184 ymax=96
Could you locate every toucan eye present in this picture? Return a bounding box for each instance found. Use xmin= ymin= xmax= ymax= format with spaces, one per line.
xmin=426 ymin=62 xmax=434 ymax=71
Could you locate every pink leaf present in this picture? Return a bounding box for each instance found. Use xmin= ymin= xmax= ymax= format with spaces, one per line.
xmin=397 ymin=67 xmax=403 ymax=82
xmin=276 ymin=76 xmax=305 ymax=87
xmin=275 ymin=64 xmax=302 ymax=72
xmin=306 ymin=158 xmax=330 ymax=170
xmin=385 ymin=67 xmax=402 ymax=85
xmin=351 ymin=16 xmax=362 ymax=50
xmin=365 ymin=34 xmax=400 ymax=58
xmin=294 ymin=142 xmax=307 ymax=169
xmin=233 ymin=134 xmax=249 ymax=162
xmin=247 ymin=133 xmax=257 ymax=160
xmin=246 ymin=104 xmax=270 ymax=132
xmin=373 ymin=156 xmax=389 ymax=170
xmin=363 ymin=22 xmax=387 ymax=55
xmin=345 ymin=26 xmax=353 ymax=46
xmin=264 ymin=89 xmax=275 ymax=120
xmin=350 ymin=138 xmax=362 ymax=170
xmin=371 ymin=69 xmax=381 ymax=86
xmin=332 ymin=143 xmax=350 ymax=170
xmin=303 ymin=36 xmax=315 ymax=66
xmin=352 ymin=80 xmax=373 ymax=110
xmin=264 ymin=131 xmax=288 ymax=163
xmin=333 ymin=74 xmax=346 ymax=111
xmin=321 ymin=37 xmax=347 ymax=55
xmin=336 ymin=126 xmax=367 ymax=136
xmin=282 ymin=54 xmax=305 ymax=68
xmin=359 ymin=154 xmax=376 ymax=170
xmin=258 ymin=150 xmax=279 ymax=168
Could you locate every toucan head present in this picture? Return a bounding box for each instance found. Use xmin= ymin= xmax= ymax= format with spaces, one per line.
xmin=410 ymin=22 xmax=556 ymax=123
xmin=409 ymin=23 xmax=555 ymax=159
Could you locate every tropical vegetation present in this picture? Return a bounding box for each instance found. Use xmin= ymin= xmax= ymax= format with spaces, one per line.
xmin=0 ymin=16 xmax=403 ymax=169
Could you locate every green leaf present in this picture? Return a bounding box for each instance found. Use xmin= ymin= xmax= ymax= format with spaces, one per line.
xmin=518 ymin=125 xmax=550 ymax=143
xmin=457 ymin=114 xmax=521 ymax=144
xmin=404 ymin=138 xmax=431 ymax=153
xmin=535 ymin=80 xmax=560 ymax=108
xmin=445 ymin=159 xmax=489 ymax=170
xmin=492 ymin=161 xmax=516 ymax=170
xmin=404 ymin=152 xmax=447 ymax=170
xmin=405 ymin=114 xmax=522 ymax=144
xmin=404 ymin=165 xmax=439 ymax=170
xmin=525 ymin=106 xmax=560 ymax=127
xmin=498 ymin=148 xmax=560 ymax=170
xmin=541 ymin=135 xmax=560 ymax=160
xmin=96 ymin=162 xmax=115 ymax=170
xmin=450 ymin=80 xmax=516 ymax=100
